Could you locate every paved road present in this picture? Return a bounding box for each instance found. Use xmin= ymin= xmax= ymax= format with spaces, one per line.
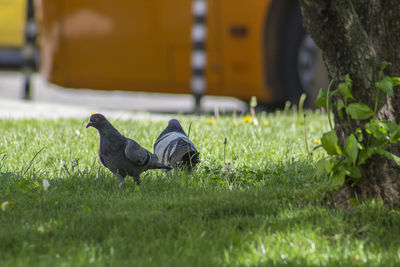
xmin=0 ymin=71 xmax=247 ymax=119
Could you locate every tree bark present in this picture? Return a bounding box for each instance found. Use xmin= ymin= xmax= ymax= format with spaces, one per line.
xmin=299 ymin=0 xmax=400 ymax=207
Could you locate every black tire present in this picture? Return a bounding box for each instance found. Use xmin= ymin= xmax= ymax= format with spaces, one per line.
xmin=277 ymin=3 xmax=306 ymax=103
xmin=265 ymin=0 xmax=327 ymax=108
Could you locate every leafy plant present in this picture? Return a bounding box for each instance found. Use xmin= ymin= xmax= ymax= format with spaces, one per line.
xmin=315 ymin=65 xmax=400 ymax=187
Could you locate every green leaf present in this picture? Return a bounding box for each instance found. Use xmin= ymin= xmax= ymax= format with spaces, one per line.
xmin=316 ymin=159 xmax=335 ymax=178
xmin=331 ymin=170 xmax=345 ymax=187
xmin=381 ymin=121 xmax=400 ymax=142
xmin=338 ymin=83 xmax=353 ymax=99
xmin=358 ymin=147 xmax=374 ymax=165
xmin=338 ymin=74 xmax=353 ymax=99
xmin=390 ymin=128 xmax=400 ymax=143
xmin=337 ymin=99 xmax=345 ymax=119
xmin=346 ymin=103 xmax=375 ymax=120
xmin=348 ymin=166 xmax=361 ymax=179
xmin=370 ymin=135 xmax=388 ymax=149
xmin=392 ymin=77 xmax=400 ymax=86
xmin=316 ymin=161 xmax=327 ymax=178
xmin=330 ymin=89 xmax=340 ymax=97
xmin=344 ymin=134 xmax=358 ymax=165
xmin=321 ymin=130 xmax=342 ymax=155
xmin=355 ymin=128 xmax=363 ymax=142
xmin=366 ymin=120 xmax=400 ymax=141
xmin=345 ymin=74 xmax=353 ymax=88
xmin=391 ymin=154 xmax=400 ymax=166
xmin=375 ymin=76 xmax=394 ymax=97
xmin=316 ymin=89 xmax=327 ymax=108
xmin=380 ymin=61 xmax=391 ymax=71
xmin=379 ymin=150 xmax=400 ymax=166
xmin=365 ymin=120 xmax=385 ymax=139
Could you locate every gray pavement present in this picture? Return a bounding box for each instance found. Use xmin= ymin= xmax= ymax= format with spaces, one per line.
xmin=0 ymin=71 xmax=247 ymax=119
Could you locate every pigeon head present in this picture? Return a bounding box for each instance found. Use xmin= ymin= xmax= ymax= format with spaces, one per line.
xmin=86 ymin=113 xmax=108 ymax=129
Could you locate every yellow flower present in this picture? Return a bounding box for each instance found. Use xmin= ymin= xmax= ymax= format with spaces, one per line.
xmin=314 ymin=139 xmax=321 ymax=144
xmin=242 ymin=116 xmax=253 ymax=123
xmin=264 ymin=121 xmax=270 ymax=126
xmin=233 ymin=122 xmax=238 ymax=127
xmin=205 ymin=119 xmax=217 ymax=125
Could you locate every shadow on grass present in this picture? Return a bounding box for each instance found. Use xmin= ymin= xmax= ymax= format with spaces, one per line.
xmin=1 ymin=158 xmax=400 ymax=266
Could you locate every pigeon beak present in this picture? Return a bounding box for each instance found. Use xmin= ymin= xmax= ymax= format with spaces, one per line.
xmin=86 ymin=122 xmax=93 ymax=128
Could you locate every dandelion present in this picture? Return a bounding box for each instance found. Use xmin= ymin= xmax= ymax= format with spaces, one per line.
xmin=264 ymin=121 xmax=270 ymax=126
xmin=205 ymin=119 xmax=217 ymax=125
xmin=233 ymin=122 xmax=237 ymax=127
xmin=43 ymin=179 xmax=50 ymax=191
xmin=314 ymin=139 xmax=321 ymax=144
xmin=242 ymin=116 xmax=253 ymax=123
xmin=91 ymin=110 xmax=97 ymax=115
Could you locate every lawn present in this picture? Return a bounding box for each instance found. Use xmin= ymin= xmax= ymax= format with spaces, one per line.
xmin=1 ymin=111 xmax=400 ymax=266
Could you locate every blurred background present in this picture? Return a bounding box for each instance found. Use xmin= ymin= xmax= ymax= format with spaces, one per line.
xmin=0 ymin=0 xmax=328 ymax=117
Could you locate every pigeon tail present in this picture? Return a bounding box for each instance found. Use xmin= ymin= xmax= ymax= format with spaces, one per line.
xmin=168 ymin=119 xmax=185 ymax=132
xmin=157 ymin=119 xmax=186 ymax=140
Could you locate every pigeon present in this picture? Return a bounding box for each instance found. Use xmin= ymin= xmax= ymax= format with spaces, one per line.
xmin=154 ymin=119 xmax=199 ymax=170
xmin=86 ymin=113 xmax=170 ymax=186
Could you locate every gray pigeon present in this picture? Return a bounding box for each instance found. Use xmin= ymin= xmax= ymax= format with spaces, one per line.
xmin=86 ymin=113 xmax=170 ymax=186
xmin=154 ymin=119 xmax=199 ymax=170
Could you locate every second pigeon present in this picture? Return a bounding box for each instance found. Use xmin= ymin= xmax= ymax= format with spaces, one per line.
xmin=154 ymin=119 xmax=200 ymax=170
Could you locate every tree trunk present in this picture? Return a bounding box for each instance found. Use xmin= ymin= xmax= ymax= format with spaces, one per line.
xmin=299 ymin=0 xmax=400 ymax=207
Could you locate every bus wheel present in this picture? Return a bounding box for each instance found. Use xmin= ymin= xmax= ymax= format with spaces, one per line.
xmin=266 ymin=0 xmax=328 ymax=108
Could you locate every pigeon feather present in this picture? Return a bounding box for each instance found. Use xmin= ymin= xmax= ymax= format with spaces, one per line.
xmin=154 ymin=119 xmax=199 ymax=170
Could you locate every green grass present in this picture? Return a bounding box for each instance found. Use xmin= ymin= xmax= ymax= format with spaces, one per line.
xmin=1 ymin=111 xmax=400 ymax=266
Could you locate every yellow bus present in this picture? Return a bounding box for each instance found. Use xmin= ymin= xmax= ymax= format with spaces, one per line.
xmin=36 ymin=0 xmax=327 ymax=107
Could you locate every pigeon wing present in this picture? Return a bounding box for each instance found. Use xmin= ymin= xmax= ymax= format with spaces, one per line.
xmin=124 ymin=138 xmax=150 ymax=167
xmin=154 ymin=132 xmax=185 ymax=165
xmin=99 ymin=153 xmax=107 ymax=168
